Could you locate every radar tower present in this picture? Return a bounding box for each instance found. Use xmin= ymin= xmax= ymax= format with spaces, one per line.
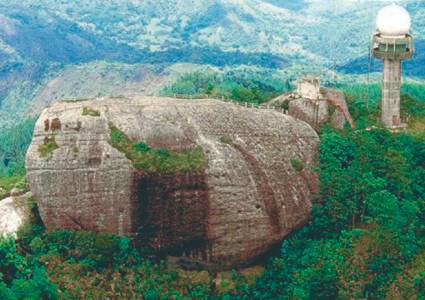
xmin=372 ymin=4 xmax=414 ymax=129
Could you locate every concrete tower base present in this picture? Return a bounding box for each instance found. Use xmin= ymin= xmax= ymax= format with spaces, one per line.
xmin=382 ymin=59 xmax=405 ymax=129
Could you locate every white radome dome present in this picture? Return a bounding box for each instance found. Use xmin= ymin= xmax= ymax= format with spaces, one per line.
xmin=376 ymin=4 xmax=411 ymax=36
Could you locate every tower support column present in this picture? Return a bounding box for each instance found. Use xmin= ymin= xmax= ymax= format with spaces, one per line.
xmin=382 ymin=59 xmax=401 ymax=128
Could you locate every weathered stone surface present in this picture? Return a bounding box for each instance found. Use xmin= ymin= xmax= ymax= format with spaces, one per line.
xmin=270 ymin=84 xmax=355 ymax=130
xmin=297 ymin=75 xmax=322 ymax=100
xmin=321 ymin=87 xmax=355 ymax=129
xmin=0 ymin=192 xmax=33 ymax=237
xmin=288 ymin=98 xmax=329 ymax=129
xmin=26 ymin=96 xmax=319 ymax=269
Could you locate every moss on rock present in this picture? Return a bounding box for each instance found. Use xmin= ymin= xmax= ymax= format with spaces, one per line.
xmin=82 ymin=107 xmax=101 ymax=117
xmin=61 ymin=98 xmax=91 ymax=103
xmin=219 ymin=135 xmax=233 ymax=145
xmin=108 ymin=123 xmax=207 ymax=174
xmin=290 ymin=158 xmax=305 ymax=171
xmin=38 ymin=136 xmax=59 ymax=158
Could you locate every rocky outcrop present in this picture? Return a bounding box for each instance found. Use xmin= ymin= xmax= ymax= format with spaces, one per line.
xmin=26 ymin=96 xmax=319 ymax=269
xmin=0 ymin=192 xmax=33 ymax=237
xmin=269 ymin=76 xmax=355 ymax=130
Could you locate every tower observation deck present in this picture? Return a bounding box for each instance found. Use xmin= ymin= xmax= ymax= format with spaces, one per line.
xmin=372 ymin=4 xmax=414 ymax=129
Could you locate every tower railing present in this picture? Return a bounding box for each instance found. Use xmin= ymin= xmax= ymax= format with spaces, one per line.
xmin=372 ymin=33 xmax=414 ymax=60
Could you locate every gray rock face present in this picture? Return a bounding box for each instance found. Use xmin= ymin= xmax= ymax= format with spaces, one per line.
xmin=269 ymin=83 xmax=355 ymax=130
xmin=26 ymin=96 xmax=319 ymax=268
xmin=288 ymin=98 xmax=330 ymax=129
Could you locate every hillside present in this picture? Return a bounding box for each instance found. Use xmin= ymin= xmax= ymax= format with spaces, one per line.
xmin=5 ymin=0 xmax=425 ymax=65
xmin=1 ymin=1 xmax=425 ymax=129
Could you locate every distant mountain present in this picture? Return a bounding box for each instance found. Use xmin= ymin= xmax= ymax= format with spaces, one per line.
xmin=339 ymin=39 xmax=425 ymax=80
xmin=3 ymin=1 xmax=425 ymax=68
xmin=0 ymin=0 xmax=425 ymax=128
xmin=264 ymin=0 xmax=307 ymax=11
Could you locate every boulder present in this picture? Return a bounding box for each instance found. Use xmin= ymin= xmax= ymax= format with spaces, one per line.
xmin=0 ymin=192 xmax=33 ymax=237
xmin=26 ymin=96 xmax=319 ymax=269
xmin=269 ymin=76 xmax=355 ymax=130
xmin=283 ymin=88 xmax=354 ymax=130
xmin=288 ymin=98 xmax=329 ymax=129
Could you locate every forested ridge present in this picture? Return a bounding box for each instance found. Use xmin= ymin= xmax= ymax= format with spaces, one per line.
xmin=4 ymin=0 xmax=425 ymax=131
xmin=0 ymin=81 xmax=424 ymax=299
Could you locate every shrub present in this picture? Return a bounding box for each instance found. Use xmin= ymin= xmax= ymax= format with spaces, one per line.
xmin=0 ymin=237 xmax=58 ymax=299
xmin=108 ymin=123 xmax=208 ymax=174
xmin=134 ymin=142 xmax=150 ymax=153
xmin=61 ymin=98 xmax=91 ymax=103
xmin=290 ymin=158 xmax=304 ymax=171
xmin=82 ymin=107 xmax=101 ymax=117
xmin=162 ymin=71 xmax=290 ymax=103
xmin=38 ymin=136 xmax=59 ymax=158
xmin=220 ymin=136 xmax=233 ymax=145
xmin=13 ymin=178 xmax=29 ymax=191
xmin=0 ymin=176 xmax=25 ymax=193
xmin=280 ymin=99 xmax=290 ymax=110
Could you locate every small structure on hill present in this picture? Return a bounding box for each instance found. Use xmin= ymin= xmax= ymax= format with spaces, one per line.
xmin=269 ymin=76 xmax=355 ymax=130
xmin=296 ymin=75 xmax=322 ymax=100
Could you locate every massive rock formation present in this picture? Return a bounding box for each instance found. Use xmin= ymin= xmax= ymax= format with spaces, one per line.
xmin=26 ymin=96 xmax=319 ymax=269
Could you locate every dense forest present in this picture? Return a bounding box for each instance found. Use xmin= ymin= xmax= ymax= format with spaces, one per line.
xmin=162 ymin=71 xmax=291 ymax=103
xmin=0 ymin=78 xmax=424 ymax=299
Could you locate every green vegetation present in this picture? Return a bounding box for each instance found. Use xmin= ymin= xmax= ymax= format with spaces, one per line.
xmin=280 ymin=99 xmax=290 ymax=110
xmin=38 ymin=137 xmax=59 ymax=158
xmin=338 ymin=82 xmax=425 ymax=133
xmin=0 ymin=176 xmax=28 ymax=199
xmin=0 ymin=237 xmax=58 ymax=299
xmin=109 ymin=124 xmax=207 ymax=174
xmin=0 ymin=176 xmax=25 ymax=192
xmin=219 ymin=135 xmax=233 ymax=145
xmin=162 ymin=71 xmax=291 ymax=104
xmin=4 ymin=0 xmax=425 ymax=131
xmin=290 ymin=158 xmax=304 ymax=171
xmin=81 ymin=107 xmax=101 ymax=117
xmin=0 ymin=223 xmax=219 ymax=299
xmin=61 ymin=98 xmax=91 ymax=103
xmin=0 ymin=118 xmax=36 ymax=177
xmin=243 ymin=128 xmax=424 ymax=299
